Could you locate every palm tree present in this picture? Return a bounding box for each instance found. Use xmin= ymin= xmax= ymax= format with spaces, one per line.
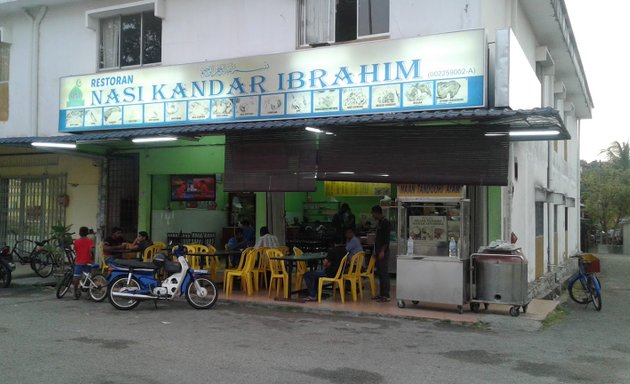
xmin=601 ymin=141 xmax=630 ymax=170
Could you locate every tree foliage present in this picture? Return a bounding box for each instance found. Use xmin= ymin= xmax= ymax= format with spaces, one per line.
xmin=582 ymin=140 xmax=630 ymax=238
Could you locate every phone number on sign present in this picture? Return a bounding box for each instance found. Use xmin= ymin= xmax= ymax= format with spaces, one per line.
xmin=427 ymin=68 xmax=475 ymax=78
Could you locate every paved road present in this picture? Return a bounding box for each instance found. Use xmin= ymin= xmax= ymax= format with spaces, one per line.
xmin=0 ymin=253 xmax=628 ymax=384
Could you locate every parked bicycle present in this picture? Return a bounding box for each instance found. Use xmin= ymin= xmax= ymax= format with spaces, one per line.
xmin=567 ymin=253 xmax=602 ymax=311
xmin=56 ymin=264 xmax=108 ymax=301
xmin=1 ymin=237 xmax=54 ymax=278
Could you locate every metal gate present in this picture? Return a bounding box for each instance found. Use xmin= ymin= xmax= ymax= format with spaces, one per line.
xmin=0 ymin=175 xmax=67 ymax=246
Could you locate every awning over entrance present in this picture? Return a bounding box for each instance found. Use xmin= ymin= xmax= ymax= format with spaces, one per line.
xmin=1 ymin=107 xmax=566 ymax=189
xmin=0 ymin=107 xmax=568 ymax=145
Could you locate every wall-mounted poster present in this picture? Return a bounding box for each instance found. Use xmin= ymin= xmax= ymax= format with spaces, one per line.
xmin=409 ymin=215 xmax=447 ymax=241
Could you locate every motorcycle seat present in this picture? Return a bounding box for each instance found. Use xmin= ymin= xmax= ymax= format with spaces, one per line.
xmin=165 ymin=261 xmax=182 ymax=274
xmin=110 ymin=258 xmax=159 ymax=270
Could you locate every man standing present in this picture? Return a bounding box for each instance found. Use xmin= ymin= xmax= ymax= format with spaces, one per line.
xmin=371 ymin=205 xmax=391 ymax=302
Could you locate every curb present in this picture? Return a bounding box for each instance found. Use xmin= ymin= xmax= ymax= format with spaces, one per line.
xmin=216 ymin=298 xmax=482 ymax=326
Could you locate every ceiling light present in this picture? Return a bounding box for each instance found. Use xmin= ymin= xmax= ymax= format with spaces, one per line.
xmin=132 ymin=136 xmax=178 ymax=143
xmin=325 ymin=131 xmax=334 ymax=135
xmin=484 ymin=132 xmax=508 ymax=137
xmin=32 ymin=142 xmax=77 ymax=149
xmin=508 ymin=130 xmax=560 ymax=137
xmin=339 ymin=171 xmax=355 ymax=175
xmin=305 ymin=127 xmax=323 ymax=133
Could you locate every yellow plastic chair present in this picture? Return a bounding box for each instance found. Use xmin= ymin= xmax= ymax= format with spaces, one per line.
xmin=267 ymin=249 xmax=289 ymax=299
xmin=251 ymin=247 xmax=269 ymax=292
xmin=277 ymin=245 xmax=290 ymax=256
xmin=142 ymin=244 xmax=163 ymax=263
xmin=183 ymin=244 xmax=209 ymax=270
xmin=153 ymin=241 xmax=166 ymax=251
xmin=225 ymin=249 xmax=257 ymax=297
xmin=293 ymin=247 xmax=307 ymax=290
xmin=360 ymin=255 xmax=377 ymax=298
xmin=223 ymin=247 xmax=252 ymax=292
xmin=318 ymin=254 xmax=348 ymax=304
xmin=98 ymin=242 xmax=109 ymax=274
xmin=342 ymin=251 xmax=365 ymax=302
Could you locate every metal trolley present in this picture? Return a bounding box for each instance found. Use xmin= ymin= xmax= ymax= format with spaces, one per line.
xmin=469 ymin=249 xmax=530 ymax=317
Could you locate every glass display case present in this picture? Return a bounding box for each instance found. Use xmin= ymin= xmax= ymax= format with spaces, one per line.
xmin=396 ymin=198 xmax=471 ymax=313
xmin=398 ymin=201 xmax=470 ymax=259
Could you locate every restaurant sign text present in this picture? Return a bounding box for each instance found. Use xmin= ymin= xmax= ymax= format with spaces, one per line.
xmin=59 ymin=29 xmax=486 ymax=132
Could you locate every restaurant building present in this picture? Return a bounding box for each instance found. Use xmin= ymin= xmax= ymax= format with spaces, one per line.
xmin=0 ymin=0 xmax=591 ymax=299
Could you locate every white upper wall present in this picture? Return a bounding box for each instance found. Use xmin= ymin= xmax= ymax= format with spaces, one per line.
xmin=0 ymin=0 xmax=586 ymax=139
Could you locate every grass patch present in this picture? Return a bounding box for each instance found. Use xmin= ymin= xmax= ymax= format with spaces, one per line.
xmin=541 ymin=304 xmax=568 ymax=328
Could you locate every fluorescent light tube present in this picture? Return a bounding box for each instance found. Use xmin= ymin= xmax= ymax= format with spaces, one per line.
xmin=132 ymin=136 xmax=178 ymax=143
xmin=509 ymin=130 xmax=560 ymax=137
xmin=32 ymin=142 xmax=77 ymax=149
xmin=305 ymin=127 xmax=323 ymax=133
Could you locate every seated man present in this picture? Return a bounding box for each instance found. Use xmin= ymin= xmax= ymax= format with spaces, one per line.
xmin=303 ymin=236 xmax=346 ymax=301
xmin=103 ymin=227 xmax=127 ymax=259
xmin=128 ymin=231 xmax=153 ymax=254
xmin=344 ymin=227 xmax=362 ymax=257
xmin=241 ymin=220 xmax=255 ymax=247
xmin=227 ymin=227 xmax=248 ymax=266
xmin=254 ymin=226 xmax=280 ymax=249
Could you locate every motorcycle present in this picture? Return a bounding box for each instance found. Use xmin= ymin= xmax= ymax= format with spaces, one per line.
xmin=106 ymin=246 xmax=218 ymax=310
xmin=0 ymin=245 xmax=16 ymax=288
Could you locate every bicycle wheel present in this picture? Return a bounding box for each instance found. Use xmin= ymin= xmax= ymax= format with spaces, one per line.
xmin=88 ymin=273 xmax=108 ymax=302
xmin=56 ymin=271 xmax=73 ymax=299
xmin=0 ymin=262 xmax=11 ymax=288
xmin=568 ymin=276 xmax=590 ymax=304
xmin=31 ymin=251 xmax=54 ymax=278
xmin=185 ymin=277 xmax=218 ymax=309
xmin=590 ymin=276 xmax=602 ymax=311
xmin=108 ymin=275 xmax=141 ymax=310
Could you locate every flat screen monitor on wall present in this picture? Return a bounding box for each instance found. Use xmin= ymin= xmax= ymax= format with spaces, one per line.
xmin=170 ymin=175 xmax=216 ymax=201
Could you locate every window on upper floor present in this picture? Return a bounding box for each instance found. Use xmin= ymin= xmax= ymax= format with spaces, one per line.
xmin=99 ymin=10 xmax=161 ymax=69
xmin=298 ymin=0 xmax=389 ymax=47
xmin=0 ymin=42 xmax=9 ymax=121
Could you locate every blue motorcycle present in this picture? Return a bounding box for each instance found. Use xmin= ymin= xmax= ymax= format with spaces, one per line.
xmin=106 ymin=246 xmax=218 ymax=310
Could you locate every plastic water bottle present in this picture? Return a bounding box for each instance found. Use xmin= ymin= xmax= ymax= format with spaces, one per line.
xmin=448 ymin=237 xmax=457 ymax=258
xmin=407 ymin=236 xmax=414 ymax=255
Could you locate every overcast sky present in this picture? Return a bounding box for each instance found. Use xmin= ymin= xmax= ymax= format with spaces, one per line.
xmin=564 ymin=1 xmax=628 ymax=162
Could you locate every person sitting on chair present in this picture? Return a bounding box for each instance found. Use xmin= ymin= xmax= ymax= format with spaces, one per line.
xmin=254 ymin=226 xmax=280 ymax=249
xmin=303 ymin=235 xmax=346 ymax=302
xmin=128 ymin=231 xmax=153 ymax=254
xmin=227 ymin=228 xmax=248 ymax=266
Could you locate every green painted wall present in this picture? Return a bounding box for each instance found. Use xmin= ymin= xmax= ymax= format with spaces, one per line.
xmin=487 ymin=186 xmax=502 ymax=242
xmin=136 ymin=137 xmax=227 ymax=231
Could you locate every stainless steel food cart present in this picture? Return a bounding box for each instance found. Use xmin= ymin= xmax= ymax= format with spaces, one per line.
xmin=395 ymin=187 xmax=471 ymax=314
xmin=469 ymin=248 xmax=529 ymax=317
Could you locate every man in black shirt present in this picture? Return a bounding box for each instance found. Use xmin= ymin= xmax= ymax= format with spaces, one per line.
xmin=304 ymin=236 xmax=346 ymax=301
xmin=371 ymin=205 xmax=391 ymax=302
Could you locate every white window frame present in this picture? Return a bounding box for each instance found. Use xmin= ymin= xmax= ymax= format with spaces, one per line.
xmin=298 ymin=0 xmax=390 ymax=48
xmin=86 ymin=0 xmax=164 ymax=71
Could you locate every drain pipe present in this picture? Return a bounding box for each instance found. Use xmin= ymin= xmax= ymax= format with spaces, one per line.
xmin=542 ymin=73 xmax=554 ymax=273
xmin=24 ymin=6 xmax=47 ymax=137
